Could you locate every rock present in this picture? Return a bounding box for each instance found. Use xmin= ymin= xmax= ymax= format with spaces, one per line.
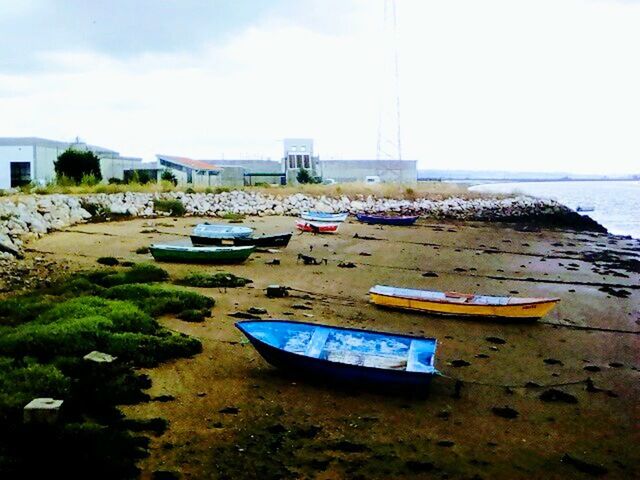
xmin=561 ymin=454 xmax=608 ymax=476
xmin=291 ymin=304 xmax=313 ymax=310
xmin=491 ymin=406 xmax=519 ymax=419
xmin=218 ymin=406 xmax=240 ymax=414
xmin=543 ymin=358 xmax=564 ymax=365
xmin=449 ymin=359 xmax=471 ymax=368
xmin=485 ymin=336 xmax=506 ymax=345
xmin=539 ymin=389 xmax=578 ymax=404
xmin=247 ymin=307 xmax=267 ymax=315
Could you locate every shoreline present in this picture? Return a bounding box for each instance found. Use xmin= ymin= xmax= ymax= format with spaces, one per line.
xmin=0 ymin=191 xmax=612 ymax=260
xmin=16 ymin=214 xmax=640 ymax=479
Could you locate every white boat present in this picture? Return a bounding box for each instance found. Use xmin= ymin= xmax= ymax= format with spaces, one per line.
xmin=300 ymin=211 xmax=348 ymax=222
xmin=192 ymin=223 xmax=253 ymax=238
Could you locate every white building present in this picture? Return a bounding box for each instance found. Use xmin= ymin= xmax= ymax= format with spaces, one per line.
xmin=156 ymin=154 xmax=245 ymax=187
xmin=0 ymin=137 xmax=141 ymax=189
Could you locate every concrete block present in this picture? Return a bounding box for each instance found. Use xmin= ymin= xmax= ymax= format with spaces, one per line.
xmin=23 ymin=398 xmax=63 ymax=424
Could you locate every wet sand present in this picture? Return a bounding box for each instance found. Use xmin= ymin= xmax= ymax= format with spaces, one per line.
xmin=31 ymin=217 xmax=640 ymax=479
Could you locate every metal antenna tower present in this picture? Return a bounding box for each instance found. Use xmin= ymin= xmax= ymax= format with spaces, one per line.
xmin=376 ymin=0 xmax=402 ymax=161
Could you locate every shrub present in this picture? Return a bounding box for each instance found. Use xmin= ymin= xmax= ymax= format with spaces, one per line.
xmin=103 ymin=284 xmax=214 ymax=316
xmin=296 ymin=168 xmax=321 ymax=184
xmin=54 ymin=148 xmax=102 ymax=184
xmin=176 ymin=272 xmax=252 ymax=288
xmin=185 ymin=187 xmax=196 ymax=194
xmin=97 ymin=257 xmax=119 ymax=266
xmin=80 ymin=174 xmax=100 ymax=186
xmin=135 ymin=247 xmax=150 ymax=255
xmin=153 ymin=199 xmax=186 ymax=216
xmin=108 ymin=177 xmax=123 ymax=185
xmin=160 ymin=170 xmax=178 ymax=186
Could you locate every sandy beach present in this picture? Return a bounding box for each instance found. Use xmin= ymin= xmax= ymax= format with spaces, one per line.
xmin=28 ymin=216 xmax=640 ymax=479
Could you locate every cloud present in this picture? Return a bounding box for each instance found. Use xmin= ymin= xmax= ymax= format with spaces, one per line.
xmin=0 ymin=0 xmax=639 ymax=174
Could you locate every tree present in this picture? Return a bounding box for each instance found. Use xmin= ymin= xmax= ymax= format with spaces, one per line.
xmin=54 ymin=148 xmax=102 ymax=184
xmin=161 ymin=169 xmax=178 ymax=186
xmin=296 ymin=168 xmax=320 ymax=184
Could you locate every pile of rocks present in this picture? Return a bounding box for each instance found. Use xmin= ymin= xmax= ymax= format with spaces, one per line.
xmin=0 ymin=191 xmax=605 ymax=259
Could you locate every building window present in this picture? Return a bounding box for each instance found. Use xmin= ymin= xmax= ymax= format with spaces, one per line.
xmin=296 ymin=155 xmax=302 ymax=169
xmin=10 ymin=162 xmax=31 ymax=187
xmin=300 ymin=146 xmax=306 ymax=152
xmin=288 ymin=155 xmax=296 ymax=169
xmin=303 ymin=155 xmax=310 ymax=169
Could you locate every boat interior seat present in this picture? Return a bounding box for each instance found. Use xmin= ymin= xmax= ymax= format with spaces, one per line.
xmin=305 ymin=327 xmax=331 ymax=358
xmin=406 ymin=340 xmax=437 ymax=373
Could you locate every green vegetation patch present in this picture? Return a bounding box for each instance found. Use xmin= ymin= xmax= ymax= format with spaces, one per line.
xmin=93 ymin=263 xmax=169 ymax=287
xmin=0 ymin=266 xmax=210 ymax=477
xmin=176 ymin=271 xmax=252 ymax=288
xmin=153 ymin=198 xmax=186 ymax=216
xmin=104 ymin=283 xmax=214 ymax=316
xmin=219 ymin=212 xmax=246 ymax=220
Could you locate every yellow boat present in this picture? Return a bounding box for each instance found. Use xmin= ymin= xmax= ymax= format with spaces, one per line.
xmin=369 ymin=285 xmax=559 ymax=321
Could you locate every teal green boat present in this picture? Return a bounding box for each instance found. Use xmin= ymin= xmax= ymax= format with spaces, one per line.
xmin=150 ymin=244 xmax=254 ymax=263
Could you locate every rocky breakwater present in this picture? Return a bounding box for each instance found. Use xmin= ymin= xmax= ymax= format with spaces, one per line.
xmin=0 ymin=191 xmax=605 ymax=259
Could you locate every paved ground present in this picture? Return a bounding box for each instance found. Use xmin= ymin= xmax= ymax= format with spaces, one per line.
xmin=32 ymin=216 xmax=640 ymax=479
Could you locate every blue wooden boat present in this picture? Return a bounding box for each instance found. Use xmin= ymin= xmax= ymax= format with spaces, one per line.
xmin=356 ymin=213 xmax=419 ymax=226
xmin=236 ymin=320 xmax=438 ymax=387
xmin=192 ymin=223 xmax=253 ymax=238
xmin=301 ymin=211 xmax=348 ymax=222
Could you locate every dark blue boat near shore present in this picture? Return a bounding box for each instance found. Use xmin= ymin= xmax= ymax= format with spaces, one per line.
xmin=236 ymin=320 xmax=438 ymax=387
xmin=356 ymin=213 xmax=419 ymax=226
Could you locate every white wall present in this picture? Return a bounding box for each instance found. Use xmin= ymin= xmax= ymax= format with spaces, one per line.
xmin=34 ymin=145 xmax=65 ymax=184
xmin=0 ymin=145 xmax=34 ymax=189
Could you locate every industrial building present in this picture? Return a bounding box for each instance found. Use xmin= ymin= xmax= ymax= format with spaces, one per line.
xmin=198 ymin=138 xmax=417 ymax=184
xmin=156 ymin=155 xmax=245 ymax=187
xmin=0 ymin=137 xmax=141 ymax=189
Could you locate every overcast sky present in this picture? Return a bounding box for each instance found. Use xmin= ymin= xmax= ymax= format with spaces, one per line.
xmin=1 ymin=0 xmax=639 ymax=174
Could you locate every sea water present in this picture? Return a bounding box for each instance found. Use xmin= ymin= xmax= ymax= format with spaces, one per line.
xmin=470 ymin=181 xmax=640 ymax=239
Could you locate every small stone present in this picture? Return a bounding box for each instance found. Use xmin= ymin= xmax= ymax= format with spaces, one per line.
xmin=83 ymin=350 xmax=116 ymax=363
xmin=247 ymin=307 xmax=267 ymax=315
xmin=491 ymin=406 xmax=519 ymax=419
xmin=485 ymin=336 xmax=506 ymax=345
xmin=539 ymin=389 xmax=578 ymax=404
xmin=219 ymin=406 xmax=240 ymax=414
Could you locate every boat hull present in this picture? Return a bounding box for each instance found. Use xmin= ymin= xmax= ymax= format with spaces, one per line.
xmin=356 ymin=214 xmax=419 ymax=226
xmin=370 ymin=292 xmax=558 ymax=320
xmin=295 ymin=220 xmax=339 ymax=233
xmin=192 ymin=224 xmax=253 ymax=238
xmin=301 ymin=212 xmax=348 ymax=222
xmin=236 ymin=321 xmax=437 ymax=388
xmin=190 ymin=232 xmax=292 ymax=248
xmin=150 ymin=245 xmax=254 ymax=263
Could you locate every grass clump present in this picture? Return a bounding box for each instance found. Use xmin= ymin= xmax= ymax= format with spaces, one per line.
xmin=96 ymin=263 xmax=169 ymax=287
xmin=105 ymin=332 xmax=201 ymax=366
xmin=176 ymin=272 xmax=252 ymax=288
xmin=103 ymin=284 xmax=214 ymax=316
xmin=0 ymin=358 xmax=70 ymax=415
xmin=135 ymin=246 xmax=150 ymax=254
xmin=96 ymin=256 xmax=119 ymax=266
xmin=177 ymin=309 xmax=210 ymax=323
xmin=153 ymin=199 xmax=186 ymax=216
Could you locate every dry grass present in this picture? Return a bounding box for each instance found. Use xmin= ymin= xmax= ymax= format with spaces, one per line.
xmin=2 ymin=181 xmax=509 ymax=201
